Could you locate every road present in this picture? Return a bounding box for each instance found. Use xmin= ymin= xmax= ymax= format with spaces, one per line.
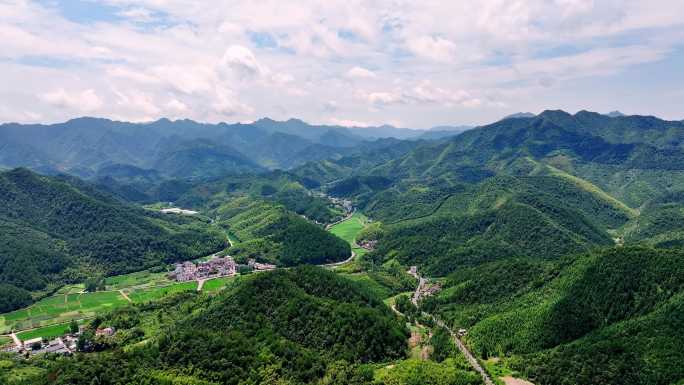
xmin=119 ymin=290 xmax=132 ymax=303
xmin=411 ymin=271 xmax=495 ymax=385
xmin=320 ymin=250 xmax=356 ymax=269
xmin=10 ymin=333 xmax=21 ymax=348
xmin=433 ymin=317 xmax=495 ymax=385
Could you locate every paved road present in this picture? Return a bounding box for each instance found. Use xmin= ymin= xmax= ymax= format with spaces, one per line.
xmin=411 ymin=272 xmax=495 ymax=385
xmin=321 ymin=250 xmax=356 ymax=269
xmin=433 ymin=318 xmax=495 ymax=385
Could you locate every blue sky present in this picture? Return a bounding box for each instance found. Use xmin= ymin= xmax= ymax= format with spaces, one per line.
xmin=1 ymin=0 xmax=683 ymax=127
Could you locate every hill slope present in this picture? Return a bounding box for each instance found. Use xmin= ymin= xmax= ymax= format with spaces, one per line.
xmin=423 ymin=246 xmax=684 ymax=385
xmin=4 ymin=266 xmax=410 ymax=385
xmin=0 ymin=168 xmax=225 ymax=311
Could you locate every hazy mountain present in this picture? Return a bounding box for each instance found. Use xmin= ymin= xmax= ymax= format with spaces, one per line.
xmin=419 ymin=125 xmax=474 ymax=140
xmin=503 ymin=112 xmax=536 ymax=119
xmin=0 ymin=117 xmax=428 ymax=179
xmin=605 ymin=110 xmax=626 ymax=117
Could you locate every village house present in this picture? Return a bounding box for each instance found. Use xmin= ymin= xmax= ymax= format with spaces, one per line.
xmin=248 ymin=258 xmax=277 ymax=271
xmin=169 ymin=256 xmax=238 ymax=282
xmin=95 ymin=327 xmax=115 ymax=337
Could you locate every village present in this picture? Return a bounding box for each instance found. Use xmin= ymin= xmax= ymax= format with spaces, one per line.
xmin=1 ymin=325 xmax=116 ymax=357
xmin=169 ymin=255 xmax=276 ymax=282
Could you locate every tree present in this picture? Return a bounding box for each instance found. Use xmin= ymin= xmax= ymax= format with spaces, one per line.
xmin=70 ymin=319 xmax=79 ymax=335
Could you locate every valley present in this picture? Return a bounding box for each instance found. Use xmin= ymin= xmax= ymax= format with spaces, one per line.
xmin=1 ymin=110 xmax=684 ymax=385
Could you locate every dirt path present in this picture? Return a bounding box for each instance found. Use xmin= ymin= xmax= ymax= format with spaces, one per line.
xmin=118 ymin=290 xmax=132 ymax=303
xmin=501 ymin=377 xmax=535 ymax=385
xmin=197 ymin=279 xmax=207 ymax=292
xmin=10 ymin=332 xmax=21 ymax=348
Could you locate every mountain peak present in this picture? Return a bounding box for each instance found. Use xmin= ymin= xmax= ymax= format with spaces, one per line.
xmin=605 ymin=111 xmax=626 ymax=117
xmin=503 ymin=112 xmax=536 ymax=120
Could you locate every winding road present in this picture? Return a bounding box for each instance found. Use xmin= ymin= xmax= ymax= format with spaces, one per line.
xmin=411 ymin=271 xmax=495 ymax=385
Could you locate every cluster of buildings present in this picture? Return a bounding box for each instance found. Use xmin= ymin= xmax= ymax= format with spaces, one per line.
xmin=329 ymin=197 xmax=353 ymax=213
xmin=169 ymin=256 xmax=277 ymax=282
xmin=248 ymin=258 xmax=277 ymax=271
xmin=160 ymin=207 xmax=199 ymax=215
xmin=1 ymin=325 xmax=116 ymax=357
xmin=169 ymin=256 xmax=237 ymax=281
xmin=358 ymin=239 xmax=377 ymax=251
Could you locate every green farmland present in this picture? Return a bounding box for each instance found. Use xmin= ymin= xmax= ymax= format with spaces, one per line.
xmin=329 ymin=212 xmax=370 ymax=259
xmin=126 ymin=281 xmax=198 ymax=303
xmin=105 ymin=269 xmax=171 ymax=290
xmin=16 ymin=321 xmax=84 ymax=342
xmin=202 ymin=276 xmax=238 ymax=292
xmin=0 ymin=291 xmax=129 ymax=334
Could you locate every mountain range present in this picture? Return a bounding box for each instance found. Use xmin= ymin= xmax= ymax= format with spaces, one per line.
xmin=0 ymin=117 xmax=467 ymax=180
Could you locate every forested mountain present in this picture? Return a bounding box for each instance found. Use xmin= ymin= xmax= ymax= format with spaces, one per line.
xmin=0 ymin=117 xmax=434 ymax=179
xmin=0 ymin=168 xmax=225 ymax=312
xmin=422 ymin=246 xmax=684 ymax=385
xmin=2 ymin=266 xmax=412 ymax=384
xmin=216 ymin=198 xmax=350 ymax=266
xmin=291 ymin=110 xmax=684 ymax=275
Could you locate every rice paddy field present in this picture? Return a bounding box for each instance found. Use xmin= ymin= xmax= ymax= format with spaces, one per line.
xmin=0 ymin=268 xmax=222 ymax=337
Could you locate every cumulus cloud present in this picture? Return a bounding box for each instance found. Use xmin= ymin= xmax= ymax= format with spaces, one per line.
xmin=41 ymin=89 xmax=103 ymax=112
xmin=222 ymin=45 xmax=264 ymax=78
xmin=346 ymin=66 xmax=376 ymax=78
xmin=1 ymin=0 xmax=683 ymax=126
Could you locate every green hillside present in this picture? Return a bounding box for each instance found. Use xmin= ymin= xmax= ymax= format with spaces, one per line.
xmin=0 ymin=168 xmax=225 ymax=312
xmin=1 ymin=266 xmax=410 ymax=385
xmin=423 ymin=246 xmax=684 ymax=385
xmin=217 ymin=198 xmax=351 ymax=266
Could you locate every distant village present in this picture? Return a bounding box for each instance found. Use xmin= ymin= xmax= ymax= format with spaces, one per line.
xmin=169 ymin=256 xmax=276 ymax=282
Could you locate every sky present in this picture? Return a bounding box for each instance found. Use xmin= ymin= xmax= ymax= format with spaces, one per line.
xmin=1 ymin=0 xmax=683 ymax=128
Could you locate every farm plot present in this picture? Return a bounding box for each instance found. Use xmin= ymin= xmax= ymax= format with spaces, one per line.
xmin=0 ymin=291 xmax=128 ymax=334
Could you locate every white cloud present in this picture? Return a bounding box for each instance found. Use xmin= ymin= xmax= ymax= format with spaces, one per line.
xmin=1 ymin=0 xmax=683 ymax=126
xmin=406 ymin=36 xmax=457 ymax=62
xmin=117 ymin=7 xmax=155 ymax=22
xmin=222 ymin=45 xmax=264 ymax=77
xmin=41 ymin=89 xmax=103 ymax=112
xmin=346 ymin=66 xmax=376 ymax=78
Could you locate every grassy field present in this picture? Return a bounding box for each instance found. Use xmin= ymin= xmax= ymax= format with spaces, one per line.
xmin=0 ymin=291 xmax=129 ymax=334
xmin=0 ymin=335 xmax=11 ymax=346
xmin=202 ymin=276 xmax=238 ymax=292
xmin=384 ymin=291 xmax=415 ymax=307
xmin=105 ymin=269 xmax=171 ymax=290
xmin=127 ymin=281 xmax=198 ymax=303
xmin=16 ymin=321 xmax=83 ymax=341
xmin=328 ymin=212 xmax=370 ymax=270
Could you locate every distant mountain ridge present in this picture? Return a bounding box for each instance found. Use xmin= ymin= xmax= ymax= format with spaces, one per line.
xmin=0 ymin=117 xmax=454 ymax=179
